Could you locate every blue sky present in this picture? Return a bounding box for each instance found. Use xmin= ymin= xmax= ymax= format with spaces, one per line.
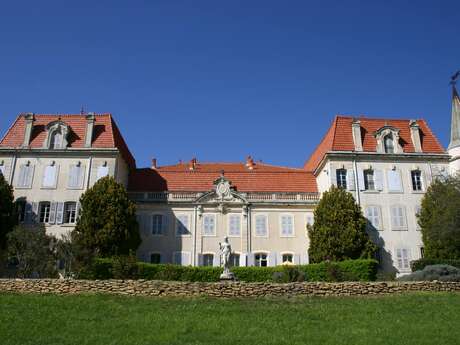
xmin=0 ymin=1 xmax=459 ymax=168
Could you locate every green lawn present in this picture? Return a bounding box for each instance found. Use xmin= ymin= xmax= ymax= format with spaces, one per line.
xmin=1 ymin=293 xmax=460 ymax=345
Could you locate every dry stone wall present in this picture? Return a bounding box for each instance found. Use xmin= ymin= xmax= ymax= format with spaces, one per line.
xmin=0 ymin=279 xmax=460 ymax=297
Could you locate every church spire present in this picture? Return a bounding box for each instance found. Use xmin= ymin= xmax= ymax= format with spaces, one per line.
xmin=449 ymin=73 xmax=460 ymax=149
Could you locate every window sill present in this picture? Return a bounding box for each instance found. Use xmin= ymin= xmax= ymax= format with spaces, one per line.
xmin=388 ymin=191 xmax=404 ymax=194
xmin=41 ymin=186 xmax=57 ymax=190
xmin=227 ymin=234 xmax=242 ymax=238
xmin=15 ymin=186 xmax=32 ymax=190
xmin=202 ymin=234 xmax=217 ymax=237
xmin=279 ymin=235 xmax=296 ymax=238
xmin=60 ymin=224 xmax=76 ymax=227
xmin=411 ymin=191 xmax=424 ymax=194
xmin=254 ymin=235 xmax=269 ymax=238
xmin=175 ymin=234 xmax=192 ymax=238
xmin=361 ymin=190 xmax=381 ymax=194
xmin=391 ymin=228 xmax=408 ymax=231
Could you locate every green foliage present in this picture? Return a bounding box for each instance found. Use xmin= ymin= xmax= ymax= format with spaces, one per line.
xmin=0 ymin=173 xmax=16 ymax=250
xmin=72 ymin=176 xmax=141 ymax=257
xmin=411 ymin=258 xmax=460 ymax=272
xmin=6 ymin=224 xmax=57 ymax=278
xmin=419 ymin=176 xmax=460 ymax=259
xmin=85 ymin=258 xmax=378 ymax=282
xmin=398 ymin=265 xmax=460 ymax=282
xmin=111 ymin=253 xmax=139 ymax=279
xmin=308 ymin=186 xmax=377 ymax=262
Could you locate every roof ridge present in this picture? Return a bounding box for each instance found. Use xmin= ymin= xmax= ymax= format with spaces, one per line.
xmin=336 ymin=114 xmax=424 ymax=122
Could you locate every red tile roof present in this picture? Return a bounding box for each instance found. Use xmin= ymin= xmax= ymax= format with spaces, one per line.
xmin=0 ymin=113 xmax=135 ymax=168
xmin=304 ymin=115 xmax=445 ymax=172
xmin=129 ymin=162 xmax=318 ymax=193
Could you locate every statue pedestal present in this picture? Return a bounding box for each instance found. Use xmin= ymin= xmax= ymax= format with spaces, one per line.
xmin=219 ymin=271 xmax=235 ymax=281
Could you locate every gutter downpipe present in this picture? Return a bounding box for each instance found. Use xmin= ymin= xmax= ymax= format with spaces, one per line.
xmin=193 ymin=205 xmax=198 ymax=266
xmin=9 ymin=150 xmax=18 ymax=186
xmin=353 ymin=154 xmax=361 ymax=206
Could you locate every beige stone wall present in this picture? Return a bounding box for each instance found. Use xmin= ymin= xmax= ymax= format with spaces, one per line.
xmin=1 ymin=279 xmax=459 ymax=297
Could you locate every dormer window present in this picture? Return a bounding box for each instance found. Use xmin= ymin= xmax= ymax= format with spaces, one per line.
xmin=384 ymin=134 xmax=394 ymax=153
xmin=374 ymin=126 xmax=402 ymax=154
xmin=43 ymin=121 xmax=70 ymax=149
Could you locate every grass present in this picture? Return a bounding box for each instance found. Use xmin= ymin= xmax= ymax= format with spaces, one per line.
xmin=0 ymin=293 xmax=460 ymax=345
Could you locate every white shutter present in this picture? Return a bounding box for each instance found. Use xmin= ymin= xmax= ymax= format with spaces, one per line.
xmin=42 ymin=165 xmax=58 ymax=188
xmin=197 ymin=254 xmax=204 ymax=266
xmin=247 ymin=253 xmax=255 ymax=266
xmin=387 ymin=170 xmax=402 ymax=192
xmin=357 ymin=169 xmax=365 ymax=191
xmin=346 ymin=169 xmax=355 ymax=190
xmin=97 ymin=166 xmax=109 ymax=180
xmin=330 ymin=167 xmax=337 ymax=187
xmin=18 ymin=165 xmax=26 ymax=187
xmin=239 ymin=253 xmax=247 ymax=267
xmin=56 ymin=202 xmax=65 ymax=224
xmin=48 ymin=202 xmax=57 ymax=224
xmin=182 ymin=252 xmax=191 ymax=266
xmin=301 ymin=253 xmax=309 ymax=265
xmin=268 ymin=252 xmax=277 ymax=266
xmin=26 ymin=165 xmax=35 ymax=188
xmin=420 ymin=170 xmax=426 ymax=190
xmin=212 ymin=253 xmax=220 ymax=267
xmin=31 ymin=202 xmax=39 ymax=223
xmin=390 ymin=207 xmax=398 ymax=229
xmin=293 ymin=254 xmax=301 ymax=265
xmin=374 ymin=170 xmax=384 ymax=191
xmin=277 ymin=253 xmax=283 ymax=265
xmin=75 ymin=201 xmax=81 ymax=220
xmin=0 ymin=165 xmax=5 ymax=177
xmin=68 ymin=165 xmax=85 ymax=189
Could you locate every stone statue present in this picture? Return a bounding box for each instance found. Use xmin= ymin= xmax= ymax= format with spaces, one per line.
xmin=219 ymin=236 xmax=235 ymax=280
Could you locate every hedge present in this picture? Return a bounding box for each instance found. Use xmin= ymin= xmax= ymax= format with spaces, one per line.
xmin=411 ymin=258 xmax=460 ymax=272
xmin=83 ymin=258 xmax=378 ymax=282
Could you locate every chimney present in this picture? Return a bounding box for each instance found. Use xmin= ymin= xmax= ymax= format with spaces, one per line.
xmin=84 ymin=112 xmax=96 ymax=148
xmin=351 ymin=118 xmax=363 ymax=152
xmin=409 ymin=120 xmax=423 ymax=153
xmin=21 ymin=113 xmax=35 ymax=147
xmin=188 ymin=157 xmax=197 ymax=171
xmin=245 ymin=156 xmax=255 ymax=170
xmin=151 ymin=158 xmax=157 ymax=169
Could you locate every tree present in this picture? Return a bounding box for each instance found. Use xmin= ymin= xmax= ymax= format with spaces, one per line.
xmin=72 ymin=176 xmax=141 ymax=257
xmin=0 ymin=173 xmax=16 ymax=250
xmin=419 ymin=175 xmax=460 ymax=259
xmin=308 ymin=186 xmax=377 ymax=263
xmin=7 ymin=224 xmax=57 ymax=278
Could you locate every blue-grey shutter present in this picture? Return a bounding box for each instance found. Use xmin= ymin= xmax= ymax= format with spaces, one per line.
xmin=247 ymin=253 xmax=255 ymax=266
xmin=48 ymin=202 xmax=57 ymax=224
xmin=31 ymin=202 xmax=39 ymax=223
xmin=197 ymin=254 xmax=203 ymax=266
xmin=268 ymin=252 xmax=277 ymax=266
xmin=25 ymin=202 xmax=33 ymax=223
xmin=212 ymin=253 xmax=220 ymax=267
xmin=56 ymin=202 xmax=65 ymax=224
xmin=162 ymin=214 xmax=169 ymax=235
xmin=160 ymin=253 xmax=167 ymax=264
xmin=357 ymin=169 xmax=365 ymax=190
xmin=374 ymin=170 xmax=384 ymax=191
xmin=346 ymin=169 xmax=355 ymax=190
xmin=293 ymin=254 xmax=301 ymax=265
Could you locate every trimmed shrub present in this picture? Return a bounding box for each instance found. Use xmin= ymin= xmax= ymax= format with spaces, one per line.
xmin=85 ymin=258 xmax=378 ymax=282
xmin=411 ymin=258 xmax=460 ymax=272
xmin=399 ymin=265 xmax=460 ymax=282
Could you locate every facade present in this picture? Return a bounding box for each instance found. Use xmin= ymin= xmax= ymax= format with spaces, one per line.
xmin=1 ymin=86 xmax=459 ymax=274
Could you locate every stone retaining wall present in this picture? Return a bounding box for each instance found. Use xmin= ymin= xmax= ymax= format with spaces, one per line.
xmin=1 ymin=279 xmax=460 ymax=297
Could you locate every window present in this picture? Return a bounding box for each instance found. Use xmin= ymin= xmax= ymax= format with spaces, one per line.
xmin=97 ymin=165 xmax=109 ymax=180
xmin=17 ymin=164 xmax=34 ymax=188
xmin=280 ymin=215 xmax=294 ymax=236
xmin=152 ymin=214 xmax=164 ymax=235
xmin=230 ymin=253 xmax=240 ymax=267
xmin=42 ymin=164 xmax=58 ymax=188
xmin=202 ymin=214 xmax=216 ymax=236
xmin=282 ymin=254 xmax=293 ymax=263
xmin=64 ymin=202 xmax=77 ymax=224
xmin=49 ymin=130 xmax=63 ymax=149
xmin=255 ymin=215 xmax=267 ymax=237
xmin=39 ymin=202 xmax=51 ymax=223
xmin=384 ymin=134 xmax=394 ymax=153
xmin=228 ymin=214 xmax=241 ymax=236
xmin=150 ymin=253 xmax=161 ymax=264
xmin=364 ymin=170 xmax=375 ymax=190
xmin=255 ymin=253 xmax=268 ymax=267
xmin=68 ymin=164 xmax=84 ymax=189
xmin=0 ymin=164 xmax=5 ymax=176
xmin=173 ymin=252 xmax=190 ymax=266
xmin=365 ymin=206 xmax=381 ymax=230
xmin=420 ymin=247 xmax=425 ymax=259
xmin=411 ymin=170 xmax=423 ymax=191
xmin=203 ymin=254 xmax=214 ymax=266
xmin=387 ymin=169 xmax=403 ymax=192
xmin=395 ymin=248 xmax=410 ymax=271
xmin=391 ymin=206 xmax=407 ymax=230
xmin=336 ymin=169 xmax=347 ymax=189
xmin=176 ymin=214 xmax=190 ymax=236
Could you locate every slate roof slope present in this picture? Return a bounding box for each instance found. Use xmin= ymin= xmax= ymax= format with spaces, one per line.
xmin=304 ymin=115 xmax=445 ymax=172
